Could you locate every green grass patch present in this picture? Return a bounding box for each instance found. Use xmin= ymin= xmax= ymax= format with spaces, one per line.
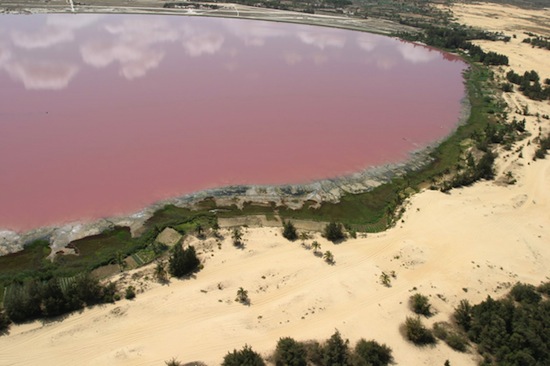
xmin=0 ymin=240 xmax=50 ymax=280
xmin=54 ymin=227 xmax=136 ymax=273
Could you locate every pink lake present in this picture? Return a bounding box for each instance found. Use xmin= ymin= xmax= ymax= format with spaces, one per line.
xmin=0 ymin=14 xmax=467 ymax=232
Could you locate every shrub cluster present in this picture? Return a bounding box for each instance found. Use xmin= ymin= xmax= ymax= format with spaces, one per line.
xmin=282 ymin=221 xmax=298 ymax=241
xmin=324 ymin=222 xmax=345 ymax=243
xmin=410 ymin=293 xmax=432 ymax=316
xmin=2 ymin=273 xmax=117 ymax=326
xmin=403 ymin=316 xmax=436 ymax=345
xmin=506 ymin=70 xmax=550 ymax=101
xmin=454 ymin=282 xmax=550 ymax=365
xmin=218 ymin=331 xmax=393 ymax=366
xmin=168 ymin=245 xmax=200 ymax=278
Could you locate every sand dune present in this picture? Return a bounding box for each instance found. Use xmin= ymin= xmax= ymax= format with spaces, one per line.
xmin=2 ymin=2 xmax=550 ymax=365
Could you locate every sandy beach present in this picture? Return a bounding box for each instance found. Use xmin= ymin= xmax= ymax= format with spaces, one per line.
xmin=1 ymin=2 xmax=550 ymax=365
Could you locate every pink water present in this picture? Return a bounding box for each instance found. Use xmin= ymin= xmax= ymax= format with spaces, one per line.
xmin=0 ymin=14 xmax=467 ymax=232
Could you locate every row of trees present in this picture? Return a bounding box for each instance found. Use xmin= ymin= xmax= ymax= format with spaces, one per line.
xmin=522 ymin=36 xmax=550 ymax=50
xmin=283 ymin=220 xmax=346 ymax=243
xmin=2 ymin=273 xmax=117 ymax=325
xmin=505 ymin=69 xmax=550 ymax=101
xmin=219 ymin=331 xmax=393 ymax=366
xmin=453 ymin=282 xmax=550 ymax=365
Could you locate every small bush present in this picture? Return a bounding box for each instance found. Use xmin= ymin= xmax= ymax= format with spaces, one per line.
xmin=445 ymin=332 xmax=468 ymax=352
xmin=453 ymin=299 xmax=472 ymax=331
xmin=125 ymin=286 xmax=136 ymax=300
xmin=510 ymin=282 xmax=541 ymax=304
xmin=324 ymin=222 xmax=345 ymax=242
xmin=0 ymin=309 xmax=11 ymax=334
xmin=273 ymin=337 xmax=306 ymax=366
xmin=282 ymin=221 xmax=298 ymax=241
xmin=353 ymin=339 xmax=393 ymax=366
xmin=410 ymin=293 xmax=432 ymax=316
xmin=222 ymin=345 xmax=265 ymax=366
xmin=323 ymin=330 xmax=350 ymax=366
xmin=537 ymin=282 xmax=550 ymax=296
xmin=403 ymin=316 xmax=436 ymax=345
xmin=165 ymin=358 xmax=183 ymax=366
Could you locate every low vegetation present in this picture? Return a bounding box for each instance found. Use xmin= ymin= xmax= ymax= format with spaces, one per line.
xmin=282 ymin=220 xmax=298 ymax=241
xmin=410 ymin=293 xmax=432 ymax=316
xmin=168 ymin=245 xmax=200 ymax=278
xmin=403 ymin=316 xmax=436 ymax=345
xmin=324 ymin=222 xmax=345 ymax=242
xmin=217 ymin=330 xmax=393 ymax=366
xmin=223 ymin=345 xmax=265 ymax=366
xmin=446 ymin=282 xmax=550 ymax=365
xmin=2 ymin=273 xmax=117 ymax=326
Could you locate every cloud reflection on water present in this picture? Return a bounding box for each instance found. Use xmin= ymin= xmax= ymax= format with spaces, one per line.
xmin=0 ymin=14 xmax=454 ymax=90
xmin=81 ymin=18 xmax=178 ymax=80
xmin=4 ymin=59 xmax=78 ymax=90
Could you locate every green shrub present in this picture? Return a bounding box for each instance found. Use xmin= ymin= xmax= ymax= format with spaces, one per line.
xmin=222 ymin=345 xmax=265 ymax=366
xmin=125 ymin=286 xmax=136 ymax=300
xmin=510 ymin=282 xmax=541 ymax=304
xmin=168 ymin=245 xmax=200 ymax=278
xmin=273 ymin=337 xmax=306 ymax=366
xmin=403 ymin=316 xmax=436 ymax=345
xmin=324 ymin=222 xmax=345 ymax=242
xmin=282 ymin=221 xmax=298 ymax=241
xmin=323 ymin=330 xmax=350 ymax=366
xmin=410 ymin=293 xmax=432 ymax=316
xmin=353 ymin=339 xmax=393 ymax=366
xmin=0 ymin=309 xmax=11 ymax=334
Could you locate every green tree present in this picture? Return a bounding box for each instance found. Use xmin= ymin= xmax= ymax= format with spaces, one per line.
xmin=41 ymin=278 xmax=68 ymax=317
xmin=353 ymin=339 xmax=393 ymax=366
xmin=0 ymin=308 xmax=11 ymax=334
xmin=236 ymin=287 xmax=249 ymax=305
xmin=232 ymin=227 xmax=243 ymax=247
xmin=310 ymin=241 xmax=320 ymax=253
xmin=453 ymin=299 xmax=472 ymax=331
xmin=115 ymin=251 xmax=127 ymax=272
xmin=323 ymin=330 xmax=349 ymax=366
xmin=195 ymin=223 xmax=204 ymax=239
xmin=323 ymin=251 xmax=335 ymax=264
xmin=510 ymin=282 xmax=542 ymax=304
xmin=324 ymin=222 xmax=345 ymax=242
xmin=282 ymin=221 xmax=298 ymax=241
xmin=155 ymin=260 xmax=168 ymax=282
xmin=125 ymin=286 xmax=136 ymax=300
xmin=274 ymin=337 xmax=307 ymax=366
xmin=410 ymin=293 xmax=432 ymax=316
xmin=403 ymin=316 xmax=436 ymax=345
xmin=222 ymin=345 xmax=265 ymax=366
xmin=169 ymin=245 xmax=200 ymax=278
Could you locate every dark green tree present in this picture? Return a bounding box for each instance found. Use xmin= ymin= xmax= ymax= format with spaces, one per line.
xmin=232 ymin=227 xmax=243 ymax=247
xmin=453 ymin=299 xmax=472 ymax=331
xmin=510 ymin=282 xmax=542 ymax=304
xmin=403 ymin=316 xmax=436 ymax=345
xmin=169 ymin=245 xmax=200 ymax=278
xmin=0 ymin=308 xmax=11 ymax=334
xmin=41 ymin=278 xmax=68 ymax=317
xmin=282 ymin=221 xmax=298 ymax=241
xmin=353 ymin=339 xmax=393 ymax=366
xmin=323 ymin=330 xmax=349 ymax=366
xmin=274 ymin=337 xmax=307 ymax=366
xmin=324 ymin=222 xmax=345 ymax=242
xmin=410 ymin=293 xmax=432 ymax=316
xmin=222 ymin=345 xmax=265 ymax=366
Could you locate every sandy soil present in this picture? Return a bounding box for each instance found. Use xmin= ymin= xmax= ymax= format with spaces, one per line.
xmin=1 ymin=2 xmax=550 ymax=366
